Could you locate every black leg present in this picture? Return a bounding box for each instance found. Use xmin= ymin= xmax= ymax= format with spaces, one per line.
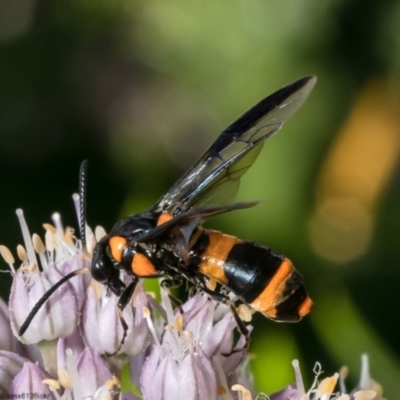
xmin=193 ymin=278 xmax=230 ymax=303
xmin=160 ymin=276 xmax=183 ymax=290
xmin=191 ymin=279 xmax=250 ymax=355
xmin=160 ymin=276 xmax=184 ymax=311
xmin=106 ymin=278 xmax=138 ymax=356
xmin=226 ymin=301 xmax=251 ymax=354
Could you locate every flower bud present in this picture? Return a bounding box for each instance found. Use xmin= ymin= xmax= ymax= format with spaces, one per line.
xmin=9 ymin=267 xmax=79 ymax=344
xmin=0 ymin=350 xmax=31 ymax=394
xmin=9 ymin=361 xmax=53 ymax=397
xmin=81 ymin=281 xmax=149 ymax=356
xmin=0 ymin=298 xmax=18 ymax=352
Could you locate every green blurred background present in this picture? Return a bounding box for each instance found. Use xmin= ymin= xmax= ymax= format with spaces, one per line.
xmin=0 ymin=0 xmax=399 ymax=397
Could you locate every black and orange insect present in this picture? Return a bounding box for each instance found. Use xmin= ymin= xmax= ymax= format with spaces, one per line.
xmin=19 ymin=76 xmax=316 ymax=350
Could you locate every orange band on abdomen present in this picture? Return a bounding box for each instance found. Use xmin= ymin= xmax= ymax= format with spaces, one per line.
xmin=250 ymin=258 xmax=294 ymax=313
xmin=198 ymin=230 xmax=242 ymax=285
xmin=298 ymin=297 xmax=313 ymax=317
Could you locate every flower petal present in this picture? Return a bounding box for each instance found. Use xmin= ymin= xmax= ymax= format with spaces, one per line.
xmin=140 ymin=345 xmax=162 ymax=397
xmin=202 ymin=313 xmax=236 ymax=358
xmin=10 ymin=269 xmax=79 ymax=344
xmin=9 ymin=362 xmax=52 ymax=396
xmin=269 ymin=384 xmax=299 ymax=400
xmin=57 ymin=328 xmax=86 ymax=371
xmin=76 ymin=348 xmax=113 ymax=397
xmin=0 ymin=350 xmax=30 ymax=394
xmin=0 ymin=298 xmax=17 ymax=352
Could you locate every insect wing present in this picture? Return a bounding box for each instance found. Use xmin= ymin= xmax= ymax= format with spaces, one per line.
xmin=155 ymin=76 xmax=316 ymax=214
xmin=138 ymin=201 xmax=258 ymax=263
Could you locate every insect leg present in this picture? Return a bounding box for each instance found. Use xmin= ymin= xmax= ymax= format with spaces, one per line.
xmin=195 ymin=282 xmax=250 ymax=355
xmin=160 ymin=276 xmax=184 ymax=290
xmin=226 ymin=301 xmax=251 ymax=354
xmin=107 ymin=278 xmax=138 ymax=356
xmin=160 ymin=276 xmax=184 ymax=311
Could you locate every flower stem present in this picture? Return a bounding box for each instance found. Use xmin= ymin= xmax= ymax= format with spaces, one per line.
xmin=38 ymin=339 xmax=58 ymax=377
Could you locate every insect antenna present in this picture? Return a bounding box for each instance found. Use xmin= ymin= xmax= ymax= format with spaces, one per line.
xmin=18 ymin=267 xmax=89 ymax=336
xmin=79 ymin=160 xmax=89 ymax=253
xmin=18 ymin=161 xmax=91 ymax=337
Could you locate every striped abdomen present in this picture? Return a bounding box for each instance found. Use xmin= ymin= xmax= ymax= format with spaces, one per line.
xmin=191 ymin=229 xmax=312 ymax=322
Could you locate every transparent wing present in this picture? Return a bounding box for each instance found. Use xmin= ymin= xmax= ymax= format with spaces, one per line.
xmin=154 ymin=76 xmax=316 ymax=214
xmin=138 ymin=202 xmax=258 ymax=262
xmin=140 ymin=202 xmax=258 ymax=243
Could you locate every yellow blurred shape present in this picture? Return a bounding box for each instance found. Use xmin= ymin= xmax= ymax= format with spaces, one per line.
xmin=309 ymin=78 xmax=400 ymax=263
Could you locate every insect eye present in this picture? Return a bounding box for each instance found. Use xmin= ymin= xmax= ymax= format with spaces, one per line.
xmin=91 ymin=238 xmax=116 ymax=283
xmin=91 ymin=238 xmax=125 ymax=296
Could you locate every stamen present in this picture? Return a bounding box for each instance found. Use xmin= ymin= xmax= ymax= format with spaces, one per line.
xmin=353 ymin=390 xmax=377 ymax=400
xmin=339 ymin=365 xmax=348 ymax=394
xmin=51 ymin=235 xmax=63 ymax=254
xmin=160 ymin=289 xmax=181 ymax=351
xmin=359 ymin=354 xmax=370 ymax=389
xmin=143 ymin=306 xmax=161 ymax=348
xmin=161 ymin=289 xmax=175 ymax=325
xmin=0 ymin=245 xmax=16 ymax=273
xmin=146 ymin=294 xmax=167 ymax=321
xmin=315 ymin=373 xmax=338 ymax=398
xmin=231 ymin=384 xmax=253 ymax=400
xmin=16 ymin=244 xmax=28 ymax=262
xmin=182 ymin=330 xmax=194 ymax=340
xmin=64 ymin=227 xmax=74 ymax=244
xmin=58 ymin=368 xmax=72 ymax=389
xmin=99 ymin=375 xmax=121 ymax=400
xmin=65 ymin=348 xmax=83 ymax=400
xmin=175 ymin=313 xmax=183 ymax=331
xmin=213 ymin=356 xmax=233 ymax=400
xmin=91 ymin=280 xmax=102 ymax=300
xmin=43 ymin=223 xmax=57 ymax=233
xmin=306 ymin=362 xmax=323 ymax=397
xmin=16 ymin=209 xmax=37 ymax=267
xmin=0 ymin=245 xmax=14 ymax=263
xmin=20 ymin=264 xmax=38 ymax=273
xmin=106 ymin=376 xmax=121 ymax=390
xmin=86 ymin=225 xmax=95 ymax=254
xmin=95 ymin=226 xmax=107 ymax=241
xmin=32 ymin=234 xmax=48 ymax=271
xmin=292 ymin=359 xmax=305 ymax=396
xmin=237 ymin=304 xmax=253 ymax=322
xmin=44 ymin=230 xmax=57 ymax=252
xmin=370 ymin=381 xmax=383 ymax=398
xmin=52 ymin=212 xmax=64 ymax=236
xmin=32 ymin=234 xmax=46 ymax=254
xmin=43 ymin=379 xmax=61 ymax=390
